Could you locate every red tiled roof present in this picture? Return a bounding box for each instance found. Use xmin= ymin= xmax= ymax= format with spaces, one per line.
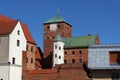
xmin=0 ymin=14 xmax=36 ymax=44
xmin=0 ymin=20 xmax=18 ymax=35
xmin=21 ymin=23 xmax=36 ymax=44
xmin=35 ymin=47 xmax=43 ymax=68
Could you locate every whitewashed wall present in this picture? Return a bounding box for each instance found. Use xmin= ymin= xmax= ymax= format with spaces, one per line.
xmin=9 ymin=21 xmax=26 ymax=65
xmin=0 ymin=65 xmax=9 ymax=80
xmin=53 ymin=41 xmax=64 ymax=67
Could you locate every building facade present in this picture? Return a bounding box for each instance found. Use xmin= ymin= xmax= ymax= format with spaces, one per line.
xmin=88 ymin=44 xmax=120 ymax=80
xmin=43 ymin=14 xmax=72 ymax=68
xmin=0 ymin=16 xmax=26 ymax=80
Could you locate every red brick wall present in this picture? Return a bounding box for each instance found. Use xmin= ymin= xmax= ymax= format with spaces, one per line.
xmin=64 ymin=48 xmax=88 ymax=64
xmin=23 ymin=64 xmax=91 ymax=80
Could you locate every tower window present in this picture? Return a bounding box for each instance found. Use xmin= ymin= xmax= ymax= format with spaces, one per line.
xmin=12 ymin=57 xmax=15 ymax=64
xmin=55 ymin=45 xmax=57 ymax=49
xmin=17 ymin=40 xmax=20 ymax=47
xmin=1 ymin=79 xmax=3 ymax=80
xmin=47 ymin=26 xmax=50 ymax=29
xmin=59 ymin=47 xmax=61 ymax=50
xmin=72 ymin=59 xmax=75 ymax=63
xmin=59 ymin=56 xmax=61 ymax=59
xmin=57 ymin=25 xmax=60 ymax=28
xmin=55 ymin=54 xmax=57 ymax=58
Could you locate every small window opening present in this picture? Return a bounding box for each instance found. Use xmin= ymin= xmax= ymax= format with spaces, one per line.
xmin=72 ymin=59 xmax=75 ymax=63
xmin=12 ymin=57 xmax=15 ymax=64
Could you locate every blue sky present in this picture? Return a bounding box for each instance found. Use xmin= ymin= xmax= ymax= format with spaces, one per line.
xmin=0 ymin=0 xmax=120 ymax=50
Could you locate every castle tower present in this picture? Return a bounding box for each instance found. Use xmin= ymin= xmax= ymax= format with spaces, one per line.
xmin=53 ymin=34 xmax=65 ymax=67
xmin=43 ymin=14 xmax=72 ymax=68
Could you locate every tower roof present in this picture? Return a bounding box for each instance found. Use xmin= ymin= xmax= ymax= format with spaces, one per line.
xmin=54 ymin=34 xmax=63 ymax=42
xmin=44 ymin=14 xmax=68 ymax=24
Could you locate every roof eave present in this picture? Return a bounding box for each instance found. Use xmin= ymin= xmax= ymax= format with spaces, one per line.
xmin=43 ymin=21 xmax=72 ymax=27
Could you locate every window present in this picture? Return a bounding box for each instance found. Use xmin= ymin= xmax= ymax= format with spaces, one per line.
xmin=79 ymin=50 xmax=82 ymax=54
xmin=59 ymin=56 xmax=61 ymax=59
xmin=59 ymin=47 xmax=61 ymax=50
xmin=111 ymin=73 xmax=119 ymax=80
xmin=64 ymin=51 xmax=67 ymax=55
xmin=64 ymin=59 xmax=67 ymax=64
xmin=31 ymin=58 xmax=33 ymax=64
xmin=26 ymin=57 xmax=28 ymax=63
xmin=110 ymin=51 xmax=120 ymax=65
xmin=26 ymin=45 xmax=28 ymax=51
xmin=12 ymin=57 xmax=15 ymax=64
xmin=79 ymin=59 xmax=82 ymax=63
xmin=17 ymin=30 xmax=20 ymax=35
xmin=31 ymin=46 xmax=34 ymax=52
xmin=55 ymin=54 xmax=57 ymax=58
xmin=47 ymin=26 xmax=50 ymax=29
xmin=17 ymin=40 xmax=20 ymax=47
xmin=58 ymin=25 xmax=60 ymax=28
xmin=72 ymin=59 xmax=75 ymax=63
xmin=72 ymin=51 xmax=75 ymax=55
xmin=55 ymin=45 xmax=57 ymax=49
xmin=1 ymin=79 xmax=3 ymax=80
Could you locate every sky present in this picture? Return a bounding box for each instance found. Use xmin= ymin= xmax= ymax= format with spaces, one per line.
xmin=0 ymin=0 xmax=120 ymax=51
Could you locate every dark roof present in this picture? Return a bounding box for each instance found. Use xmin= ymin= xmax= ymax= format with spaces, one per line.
xmin=0 ymin=14 xmax=36 ymax=44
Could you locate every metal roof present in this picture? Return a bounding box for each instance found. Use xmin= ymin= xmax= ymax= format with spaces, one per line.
xmin=44 ymin=14 xmax=67 ymax=24
xmin=54 ymin=35 xmax=97 ymax=48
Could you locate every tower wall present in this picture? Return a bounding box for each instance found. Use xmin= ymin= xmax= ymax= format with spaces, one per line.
xmin=43 ymin=22 xmax=72 ymax=68
xmin=53 ymin=41 xmax=65 ymax=67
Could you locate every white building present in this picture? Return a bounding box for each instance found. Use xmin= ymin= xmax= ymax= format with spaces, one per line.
xmin=53 ymin=34 xmax=65 ymax=67
xmin=0 ymin=17 xmax=26 ymax=80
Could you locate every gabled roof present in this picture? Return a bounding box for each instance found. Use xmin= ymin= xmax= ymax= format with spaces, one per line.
xmin=55 ymin=35 xmax=98 ymax=48
xmin=44 ymin=14 xmax=67 ymax=24
xmin=0 ymin=14 xmax=36 ymax=44
xmin=0 ymin=20 xmax=18 ymax=35
xmin=21 ymin=23 xmax=36 ymax=44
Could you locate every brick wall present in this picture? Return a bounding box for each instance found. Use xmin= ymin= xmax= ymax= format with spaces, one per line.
xmin=23 ymin=64 xmax=91 ymax=80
